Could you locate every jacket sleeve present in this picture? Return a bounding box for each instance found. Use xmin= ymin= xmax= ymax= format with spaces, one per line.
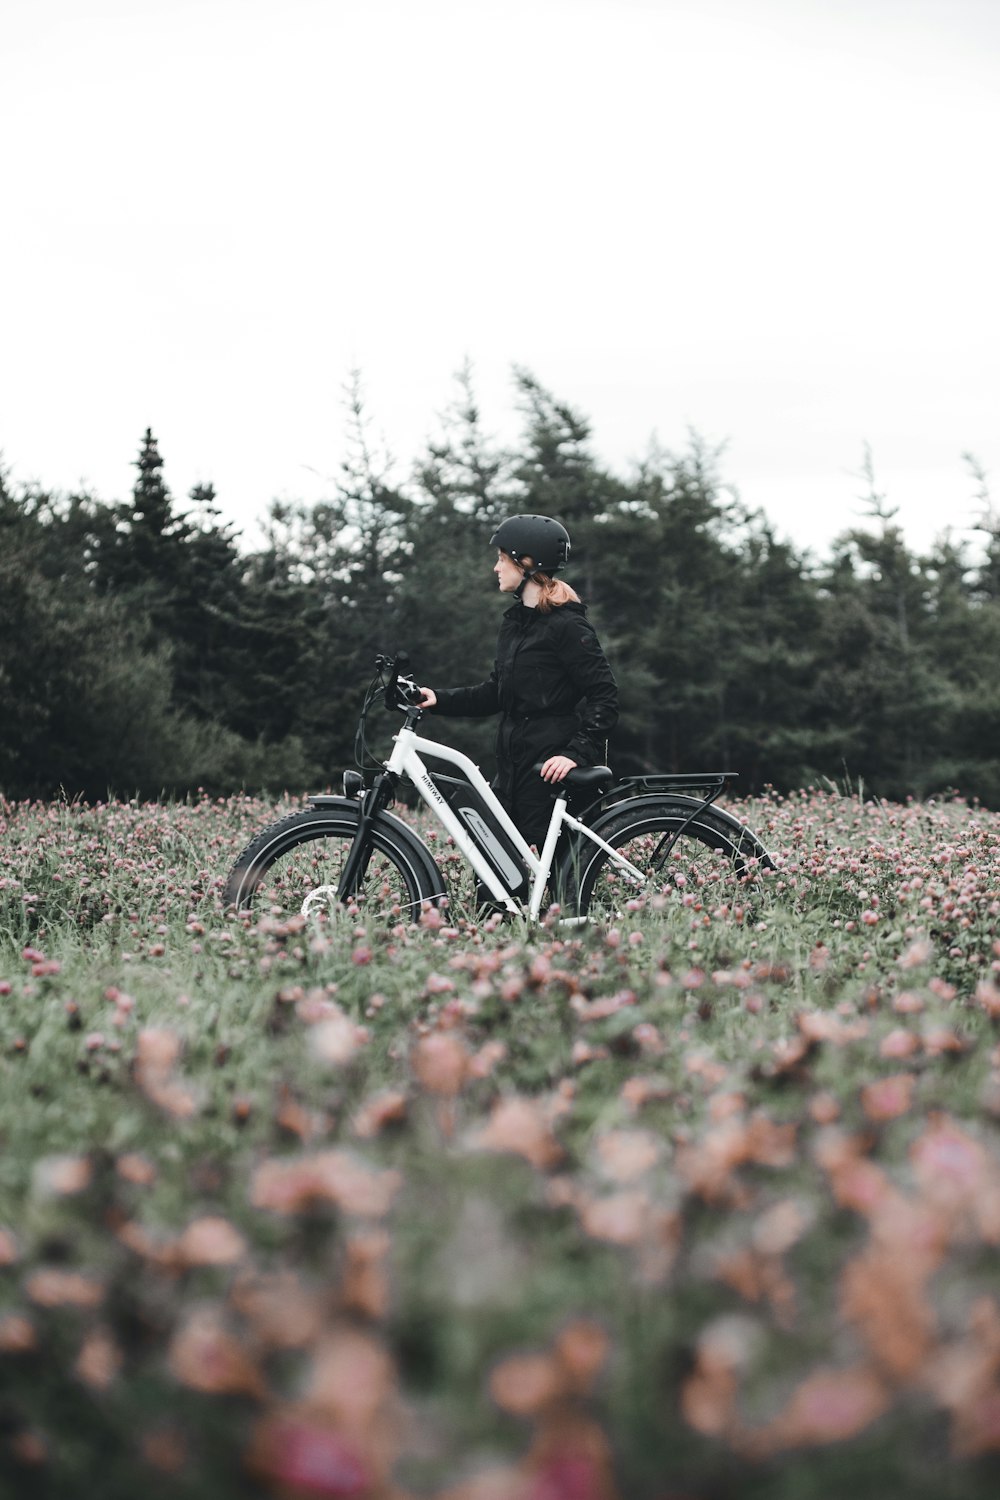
xmin=430 ymin=667 xmax=500 ymax=718
xmin=558 ymin=615 xmax=618 ymax=765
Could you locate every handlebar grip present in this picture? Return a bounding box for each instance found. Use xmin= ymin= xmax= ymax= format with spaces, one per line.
xmin=382 ymin=650 xmax=415 ymax=711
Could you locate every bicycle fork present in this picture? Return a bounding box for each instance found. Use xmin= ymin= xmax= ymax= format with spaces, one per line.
xmin=335 ymin=773 xmax=396 ymax=904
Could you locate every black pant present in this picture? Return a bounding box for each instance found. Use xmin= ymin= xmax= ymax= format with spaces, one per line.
xmin=500 ymin=758 xmax=559 ymax=851
xmin=494 ymin=712 xmax=580 ymax=850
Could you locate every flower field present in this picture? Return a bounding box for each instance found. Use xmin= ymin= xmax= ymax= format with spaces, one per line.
xmin=1 ymin=787 xmax=1000 ymax=1498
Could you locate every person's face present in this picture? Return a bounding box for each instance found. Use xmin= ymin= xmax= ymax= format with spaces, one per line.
xmin=494 ymin=550 xmax=524 ymax=592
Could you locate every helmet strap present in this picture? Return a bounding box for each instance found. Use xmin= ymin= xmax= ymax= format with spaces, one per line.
xmin=510 ymin=554 xmax=532 ymax=602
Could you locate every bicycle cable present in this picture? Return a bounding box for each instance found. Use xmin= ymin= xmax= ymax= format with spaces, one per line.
xmin=353 ymin=669 xmax=388 ymax=772
xmin=354 ymin=652 xmax=422 ymax=773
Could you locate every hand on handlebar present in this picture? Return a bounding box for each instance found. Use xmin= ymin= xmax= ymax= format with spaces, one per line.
xmin=540 ymin=755 xmax=577 ymax=782
xmin=416 ymin=687 xmax=437 ymax=709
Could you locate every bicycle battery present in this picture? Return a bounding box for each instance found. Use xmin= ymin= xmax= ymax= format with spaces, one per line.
xmin=432 ymin=774 xmax=528 ymax=894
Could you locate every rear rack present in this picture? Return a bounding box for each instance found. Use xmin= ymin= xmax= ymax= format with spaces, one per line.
xmin=577 ymin=772 xmax=739 ymax=854
xmin=616 ymin=772 xmax=737 ymax=793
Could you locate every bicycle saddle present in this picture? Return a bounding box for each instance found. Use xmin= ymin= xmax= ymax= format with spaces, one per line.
xmin=533 ymin=763 xmax=614 ymax=796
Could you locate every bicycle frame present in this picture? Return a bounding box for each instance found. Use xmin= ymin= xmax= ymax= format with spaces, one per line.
xmin=378 ymin=721 xmax=646 ymax=922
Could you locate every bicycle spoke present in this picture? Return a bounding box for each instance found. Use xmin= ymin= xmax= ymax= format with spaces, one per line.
xmin=570 ymin=801 xmax=766 ymax=920
xmin=259 ymin=843 xmax=411 ymax=920
xmin=225 ymin=813 xmax=433 ymax=922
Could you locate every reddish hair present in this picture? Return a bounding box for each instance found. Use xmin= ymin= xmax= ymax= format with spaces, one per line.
xmin=522 ymin=560 xmax=580 ymax=613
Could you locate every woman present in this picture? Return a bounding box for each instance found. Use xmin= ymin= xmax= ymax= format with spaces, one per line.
xmin=417 ymin=514 xmax=618 ymax=850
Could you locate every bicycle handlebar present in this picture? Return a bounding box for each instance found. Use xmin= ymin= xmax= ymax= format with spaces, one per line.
xmin=377 ymin=652 xmax=423 ymax=711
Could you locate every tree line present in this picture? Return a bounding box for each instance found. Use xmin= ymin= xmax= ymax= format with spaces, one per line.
xmin=2 ymin=368 xmax=999 ymax=806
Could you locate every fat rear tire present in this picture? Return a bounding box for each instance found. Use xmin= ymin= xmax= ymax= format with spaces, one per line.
xmin=561 ymin=795 xmax=772 ymax=918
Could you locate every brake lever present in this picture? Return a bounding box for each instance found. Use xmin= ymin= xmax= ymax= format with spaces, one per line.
xmin=381 ymin=651 xmax=419 ymax=712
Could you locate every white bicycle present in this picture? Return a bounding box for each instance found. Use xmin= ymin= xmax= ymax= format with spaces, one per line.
xmin=224 ymin=652 xmax=773 ymax=923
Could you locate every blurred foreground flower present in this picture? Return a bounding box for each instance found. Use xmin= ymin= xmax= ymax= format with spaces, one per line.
xmin=910 ymin=1113 xmax=1000 ymax=1243
xmin=247 ymin=1325 xmax=402 ymax=1497
xmin=176 ymin=1215 xmax=248 ymax=1267
xmin=411 ymin=1032 xmax=470 ymax=1096
xmin=681 ymin=1315 xmax=761 ymax=1438
xmin=168 ymin=1306 xmax=264 ymax=1397
xmin=230 ymin=1269 xmax=324 ymax=1350
xmin=75 ymin=1325 xmax=123 ymax=1391
xmin=924 ymin=1296 xmax=1000 ymax=1457
xmin=860 ymin=1073 xmax=915 ymax=1123
xmin=26 ymin=1270 xmax=103 ymax=1309
xmin=251 ymin=1151 xmax=401 ymax=1219
xmin=737 ymin=1364 xmax=891 ymax=1458
xmin=32 ymin=1153 xmax=92 ymax=1198
xmin=134 ymin=1027 xmax=198 ymax=1118
xmin=467 ymin=1321 xmax=620 ymax=1500
xmin=352 ymin=1090 xmax=408 ymax=1140
xmin=468 ymin=1095 xmax=565 ymax=1171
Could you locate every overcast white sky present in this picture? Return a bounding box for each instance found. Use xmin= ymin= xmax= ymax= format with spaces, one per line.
xmin=4 ymin=0 xmax=998 ymax=559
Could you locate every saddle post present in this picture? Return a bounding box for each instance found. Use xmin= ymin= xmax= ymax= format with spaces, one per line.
xmin=529 ymin=793 xmax=571 ymax=923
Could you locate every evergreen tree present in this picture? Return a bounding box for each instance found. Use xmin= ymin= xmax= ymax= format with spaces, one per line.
xmin=718 ymin=517 xmax=828 ymax=790
xmin=919 ymin=520 xmax=1000 ymax=802
xmin=0 ymin=478 xmax=252 ymax=799
xmin=99 ymin=428 xmax=192 ymax=616
xmin=592 ymin=435 xmax=747 ymax=774
xmin=415 ymin=360 xmax=517 ymax=531
xmin=813 ymin=456 xmax=949 ymax=798
xmin=167 ymin=480 xmax=248 ymax=723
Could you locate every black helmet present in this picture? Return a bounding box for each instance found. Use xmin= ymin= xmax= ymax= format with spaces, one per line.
xmin=490 ymin=514 xmax=571 ymax=574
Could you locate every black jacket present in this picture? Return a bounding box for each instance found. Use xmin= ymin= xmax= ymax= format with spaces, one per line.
xmin=431 ymin=600 xmax=618 ymax=797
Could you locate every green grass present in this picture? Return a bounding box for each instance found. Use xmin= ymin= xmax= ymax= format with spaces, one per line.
xmin=0 ymin=787 xmax=999 ymax=1497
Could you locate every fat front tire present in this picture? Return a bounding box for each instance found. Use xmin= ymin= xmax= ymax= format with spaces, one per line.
xmin=565 ymin=796 xmax=772 ymax=919
xmin=224 ymin=806 xmax=444 ymax=921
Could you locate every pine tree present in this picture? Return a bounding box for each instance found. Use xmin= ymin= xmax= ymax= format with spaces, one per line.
xmin=95 ymin=428 xmax=190 ymax=630
xmin=812 ymin=454 xmax=947 ymax=797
